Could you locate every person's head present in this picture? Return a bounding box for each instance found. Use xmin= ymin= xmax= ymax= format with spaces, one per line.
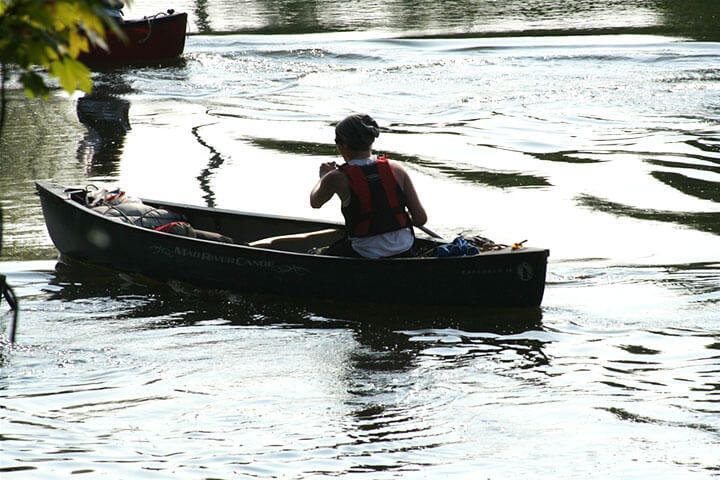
xmin=334 ymin=113 xmax=380 ymax=158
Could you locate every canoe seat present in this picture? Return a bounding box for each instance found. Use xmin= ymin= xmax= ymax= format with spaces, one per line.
xmin=248 ymin=228 xmax=344 ymax=253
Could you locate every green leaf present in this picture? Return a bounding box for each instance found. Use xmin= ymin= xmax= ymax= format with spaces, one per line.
xmin=49 ymin=57 xmax=92 ymax=92
xmin=19 ymin=71 xmax=50 ymax=99
xmin=1 ymin=0 xmax=132 ymax=99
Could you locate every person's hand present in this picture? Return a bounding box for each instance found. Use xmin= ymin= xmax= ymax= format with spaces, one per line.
xmin=319 ymin=162 xmax=338 ymax=178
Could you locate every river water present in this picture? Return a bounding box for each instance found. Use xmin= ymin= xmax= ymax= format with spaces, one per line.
xmin=1 ymin=1 xmax=719 ymax=478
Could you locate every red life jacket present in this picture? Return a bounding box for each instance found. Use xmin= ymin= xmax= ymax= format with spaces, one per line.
xmin=339 ymin=156 xmax=411 ymax=237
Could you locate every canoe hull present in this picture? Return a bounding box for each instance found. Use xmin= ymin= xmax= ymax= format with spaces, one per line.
xmin=80 ymin=12 xmax=187 ymax=65
xmin=36 ymin=182 xmax=549 ymax=307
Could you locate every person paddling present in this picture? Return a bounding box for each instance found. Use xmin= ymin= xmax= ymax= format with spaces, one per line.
xmin=310 ymin=113 xmax=427 ymax=258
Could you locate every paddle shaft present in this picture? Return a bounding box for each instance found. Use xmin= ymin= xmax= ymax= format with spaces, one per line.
xmin=416 ymin=224 xmax=444 ymax=240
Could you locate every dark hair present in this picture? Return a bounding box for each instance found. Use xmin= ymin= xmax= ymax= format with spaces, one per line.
xmin=335 ymin=114 xmax=380 ymax=151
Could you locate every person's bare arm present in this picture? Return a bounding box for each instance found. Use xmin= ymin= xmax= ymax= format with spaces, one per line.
xmin=310 ymin=162 xmax=343 ymax=208
xmin=390 ymin=162 xmax=427 ymax=226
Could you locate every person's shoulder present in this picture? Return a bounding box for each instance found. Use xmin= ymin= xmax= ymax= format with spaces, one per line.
xmin=386 ymin=158 xmax=408 ymax=175
xmin=325 ymin=168 xmax=348 ymax=186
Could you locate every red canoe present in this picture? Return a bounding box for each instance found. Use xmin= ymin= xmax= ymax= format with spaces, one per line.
xmin=81 ymin=10 xmax=187 ymax=65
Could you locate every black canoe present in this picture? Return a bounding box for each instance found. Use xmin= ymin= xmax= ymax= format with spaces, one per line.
xmin=36 ymin=181 xmax=549 ymax=307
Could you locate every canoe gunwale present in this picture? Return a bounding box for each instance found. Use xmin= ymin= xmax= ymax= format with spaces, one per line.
xmin=47 ymin=182 xmax=547 ymax=261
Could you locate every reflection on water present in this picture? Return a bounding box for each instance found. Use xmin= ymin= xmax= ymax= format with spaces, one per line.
xmin=0 ymin=91 xmax=87 ymax=259
xmin=134 ymin=0 xmax=720 ymax=41
xmin=191 ymin=124 xmax=226 ymax=207
xmin=48 ymin=257 xmax=544 ymax=334
xmin=578 ymin=193 xmax=720 ymax=236
xmin=192 ymin=0 xmax=212 ymax=34
xmin=657 ymin=0 xmax=720 ymax=41
xmin=76 ymin=75 xmax=133 ymax=177
xmin=248 ymin=136 xmax=553 ymax=189
xmin=2 ymin=258 xmax=717 ymax=478
xmin=651 ymin=171 xmax=720 ymax=203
